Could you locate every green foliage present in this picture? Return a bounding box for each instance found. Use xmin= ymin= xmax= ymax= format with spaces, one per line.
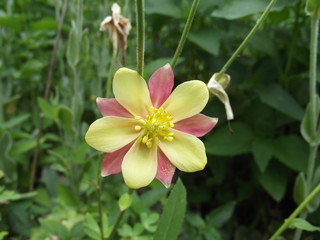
xmin=154 ymin=179 xmax=186 ymax=240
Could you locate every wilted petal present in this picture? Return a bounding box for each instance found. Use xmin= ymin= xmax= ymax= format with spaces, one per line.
xmin=162 ymin=80 xmax=209 ymax=122
xmin=100 ymin=16 xmax=112 ymax=31
xmin=148 ymin=64 xmax=174 ymax=108
xmin=101 ymin=143 xmax=133 ymax=176
xmin=122 ymin=141 xmax=157 ymax=189
xmin=174 ymin=114 xmax=218 ymax=137
xmin=207 ymin=73 xmax=234 ymax=120
xmin=156 ymin=149 xmax=175 ymax=188
xmin=85 ymin=116 xmax=139 ymax=153
xmin=113 ymin=68 xmax=152 ymax=117
xmin=96 ymin=97 xmax=132 ymax=118
xmin=159 ymin=129 xmax=207 ymax=172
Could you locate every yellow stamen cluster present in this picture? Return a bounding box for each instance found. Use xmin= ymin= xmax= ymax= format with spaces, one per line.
xmin=134 ymin=106 xmax=174 ymax=148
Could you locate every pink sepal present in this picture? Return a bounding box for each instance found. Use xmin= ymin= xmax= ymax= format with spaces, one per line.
xmin=148 ymin=64 xmax=174 ymax=108
xmin=96 ymin=97 xmax=132 ymax=118
xmin=174 ymin=114 xmax=218 ymax=137
xmin=101 ymin=143 xmax=133 ymax=176
xmin=156 ymin=149 xmax=176 ymax=188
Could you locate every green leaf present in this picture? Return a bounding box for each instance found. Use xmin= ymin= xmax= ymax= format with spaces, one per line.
xmin=288 ymin=218 xmax=320 ymax=231
xmin=256 ymin=84 xmax=304 ymax=121
xmin=257 ymin=162 xmax=288 ymax=201
xmin=211 ymin=0 xmax=269 ymax=20
xmin=144 ymin=58 xmax=184 ymax=79
xmin=57 ymin=105 xmax=73 ymax=133
xmin=0 ymin=187 xmax=37 ymax=202
xmin=273 ymin=135 xmax=308 ymax=172
xmin=188 ymin=29 xmax=221 ymax=56
xmin=293 ymin=173 xmax=307 ymax=205
xmin=83 ymin=213 xmax=102 ymax=240
xmin=206 ymin=201 xmax=236 ymax=228
xmin=306 ymin=0 xmax=320 ymax=17
xmin=31 ymin=18 xmax=58 ymax=31
xmin=37 ymin=97 xmax=59 ymax=120
xmin=205 ymin=122 xmax=254 ymax=156
xmin=39 ymin=219 xmax=69 ymax=238
xmin=0 ymin=232 xmax=8 ymax=240
xmin=118 ymin=193 xmax=132 ymax=211
xmin=300 ymin=95 xmax=320 ymax=145
xmin=0 ymin=114 xmax=30 ymax=130
xmin=145 ymin=0 xmax=182 ymax=18
xmin=140 ymin=212 xmax=159 ymax=232
xmin=252 ymin=138 xmax=273 ymax=172
xmin=0 ymin=132 xmax=17 ymax=182
xmin=67 ymin=21 xmax=81 ymax=68
xmin=58 ymin=184 xmax=78 ymax=207
xmin=154 ymin=179 xmax=186 ymax=240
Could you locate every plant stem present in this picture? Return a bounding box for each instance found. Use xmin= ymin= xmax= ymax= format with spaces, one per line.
xmin=29 ymin=0 xmax=68 ymax=192
xmin=171 ymin=0 xmax=200 ymax=69
xmin=97 ymin=157 xmax=104 ymax=240
xmin=268 ymin=183 xmax=320 ymax=240
xmin=293 ymin=12 xmax=320 ymax=240
xmin=108 ymin=189 xmax=133 ymax=240
xmin=106 ymin=50 xmax=116 ymax=98
xmin=136 ymin=0 xmax=145 ymax=76
xmin=216 ymin=0 xmax=277 ymax=80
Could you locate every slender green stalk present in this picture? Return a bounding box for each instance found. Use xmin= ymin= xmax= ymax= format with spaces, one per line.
xmin=136 ymin=0 xmax=145 ymax=76
xmin=293 ymin=12 xmax=320 ymax=240
xmin=108 ymin=210 xmax=125 ymax=240
xmin=268 ymin=183 xmax=320 ymax=240
xmin=216 ymin=0 xmax=277 ymax=80
xmin=108 ymin=189 xmax=134 ymax=240
xmin=97 ymin=157 xmax=104 ymax=240
xmin=171 ymin=0 xmax=200 ymax=69
xmin=106 ymin=50 xmax=116 ymax=98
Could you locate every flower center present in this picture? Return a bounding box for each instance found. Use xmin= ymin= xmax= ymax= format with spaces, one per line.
xmin=134 ymin=106 xmax=174 ymax=148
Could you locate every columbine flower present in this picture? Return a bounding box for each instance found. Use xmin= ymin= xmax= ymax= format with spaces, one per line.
xmin=100 ymin=3 xmax=131 ymax=55
xmin=85 ymin=64 xmax=217 ymax=189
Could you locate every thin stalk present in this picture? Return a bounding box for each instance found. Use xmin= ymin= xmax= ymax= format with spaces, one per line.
xmin=293 ymin=13 xmax=320 ymax=240
xmin=97 ymin=157 xmax=104 ymax=240
xmin=108 ymin=189 xmax=133 ymax=240
xmin=108 ymin=210 xmax=125 ymax=240
xmin=171 ymin=0 xmax=200 ymax=69
xmin=268 ymin=183 xmax=320 ymax=240
xmin=216 ymin=0 xmax=277 ymax=80
xmin=136 ymin=0 xmax=145 ymax=76
xmin=106 ymin=50 xmax=116 ymax=98
xmin=29 ymin=0 xmax=68 ymax=191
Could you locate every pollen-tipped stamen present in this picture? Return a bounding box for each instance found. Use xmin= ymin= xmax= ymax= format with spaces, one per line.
xmin=133 ymin=106 xmax=175 ymax=148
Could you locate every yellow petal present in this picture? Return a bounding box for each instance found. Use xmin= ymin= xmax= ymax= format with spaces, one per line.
xmin=113 ymin=68 xmax=152 ymax=117
xmin=85 ymin=116 xmax=139 ymax=152
xmin=122 ymin=140 xmax=157 ymax=189
xmin=161 ymin=80 xmax=209 ymax=122
xmin=159 ymin=129 xmax=207 ymax=172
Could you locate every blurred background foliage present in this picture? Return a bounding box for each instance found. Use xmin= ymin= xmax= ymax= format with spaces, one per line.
xmin=0 ymin=0 xmax=319 ymax=239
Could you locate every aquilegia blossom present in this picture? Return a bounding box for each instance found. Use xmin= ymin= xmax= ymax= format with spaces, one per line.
xmin=85 ymin=64 xmax=217 ymax=189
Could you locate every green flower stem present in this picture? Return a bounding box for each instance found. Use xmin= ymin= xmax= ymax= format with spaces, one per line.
xmin=293 ymin=12 xmax=320 ymax=240
xmin=106 ymin=50 xmax=116 ymax=98
xmin=308 ymin=15 xmax=319 ymax=142
xmin=97 ymin=157 xmax=104 ymax=240
xmin=216 ymin=0 xmax=277 ymax=80
xmin=108 ymin=189 xmax=134 ymax=240
xmin=171 ymin=0 xmax=200 ymax=69
xmin=136 ymin=0 xmax=145 ymax=76
xmin=268 ymin=183 xmax=320 ymax=240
